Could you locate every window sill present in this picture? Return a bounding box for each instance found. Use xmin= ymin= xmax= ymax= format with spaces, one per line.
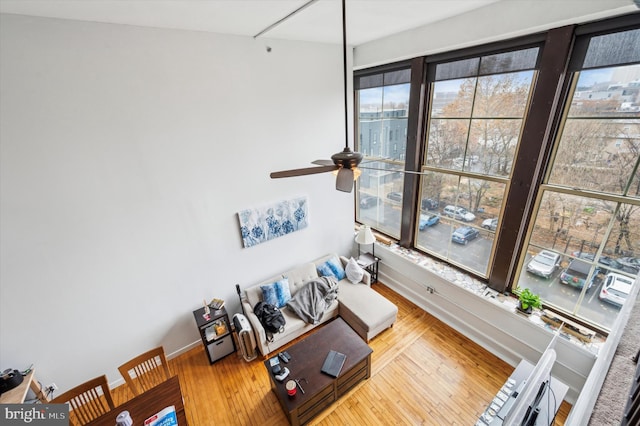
xmin=378 ymin=241 xmax=606 ymax=355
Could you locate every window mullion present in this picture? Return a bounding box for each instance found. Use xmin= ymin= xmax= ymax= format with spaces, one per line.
xmin=399 ymin=57 xmax=427 ymax=247
xmin=488 ymin=25 xmax=576 ymax=292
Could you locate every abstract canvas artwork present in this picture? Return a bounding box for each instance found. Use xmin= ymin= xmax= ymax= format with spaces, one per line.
xmin=238 ymin=196 xmax=308 ymax=248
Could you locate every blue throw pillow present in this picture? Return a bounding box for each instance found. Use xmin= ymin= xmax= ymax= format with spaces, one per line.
xmin=261 ymin=279 xmax=291 ymax=308
xmin=275 ymin=278 xmax=291 ymax=307
xmin=260 ymin=282 xmax=279 ymax=307
xmin=317 ymin=262 xmax=336 ymax=279
xmin=317 ymin=257 xmax=346 ymax=281
xmin=326 ymin=257 xmax=346 ymax=280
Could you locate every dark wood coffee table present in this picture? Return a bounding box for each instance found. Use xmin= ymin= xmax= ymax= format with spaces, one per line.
xmin=264 ymin=317 xmax=373 ymax=425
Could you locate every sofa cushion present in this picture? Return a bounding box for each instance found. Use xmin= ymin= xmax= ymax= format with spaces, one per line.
xmin=283 ymin=262 xmax=318 ymax=294
xmin=267 ymin=299 xmax=340 ymax=346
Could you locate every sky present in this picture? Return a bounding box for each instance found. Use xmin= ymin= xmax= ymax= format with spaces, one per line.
xmin=359 ymin=84 xmax=410 ymax=107
xmin=358 ymin=65 xmax=639 ymax=108
xmin=578 ymin=69 xmax=613 ymax=87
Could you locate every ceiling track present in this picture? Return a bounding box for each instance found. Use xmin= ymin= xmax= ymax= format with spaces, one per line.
xmin=253 ymin=0 xmax=320 ymax=39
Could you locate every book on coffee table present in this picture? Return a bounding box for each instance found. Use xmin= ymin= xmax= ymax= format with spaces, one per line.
xmin=321 ymin=350 xmax=346 ymax=378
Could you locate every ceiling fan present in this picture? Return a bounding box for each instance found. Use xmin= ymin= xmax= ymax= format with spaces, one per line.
xmin=267 ymin=0 xmax=363 ymax=193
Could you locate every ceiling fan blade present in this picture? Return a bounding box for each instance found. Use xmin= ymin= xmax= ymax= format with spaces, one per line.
xmin=312 ymin=159 xmax=334 ymax=166
xmin=270 ymin=165 xmax=338 ymax=179
xmin=335 ymin=167 xmax=354 ymax=192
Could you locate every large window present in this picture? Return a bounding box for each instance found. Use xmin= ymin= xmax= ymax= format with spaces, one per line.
xmin=516 ymin=28 xmax=640 ymax=330
xmin=354 ymin=15 xmax=639 ymax=331
xmin=417 ymin=50 xmax=538 ymax=276
xmin=355 ymin=68 xmax=411 ymax=239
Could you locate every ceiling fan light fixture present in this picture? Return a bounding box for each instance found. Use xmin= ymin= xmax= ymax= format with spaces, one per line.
xmin=335 ymin=167 xmax=355 ymax=192
xmin=332 ymin=166 xmax=361 ymax=181
xmin=331 ymin=147 xmax=363 ymax=169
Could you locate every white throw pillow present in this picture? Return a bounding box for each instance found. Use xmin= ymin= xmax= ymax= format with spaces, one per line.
xmin=345 ymin=257 xmax=364 ymax=284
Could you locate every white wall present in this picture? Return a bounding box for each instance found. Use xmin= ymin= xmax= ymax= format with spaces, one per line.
xmin=354 ymin=0 xmax=635 ymax=69
xmin=0 ymin=14 xmax=356 ymax=391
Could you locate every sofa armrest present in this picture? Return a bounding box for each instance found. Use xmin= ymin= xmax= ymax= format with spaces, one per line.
xmin=243 ymin=301 xmax=268 ymax=354
xmin=339 ymin=255 xmax=371 ymax=287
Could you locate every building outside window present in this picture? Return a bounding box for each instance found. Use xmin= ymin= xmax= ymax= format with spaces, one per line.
xmin=355 ymin=68 xmax=411 ymax=239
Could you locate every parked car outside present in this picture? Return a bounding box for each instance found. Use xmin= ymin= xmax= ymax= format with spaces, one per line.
xmin=443 ymin=205 xmax=476 ymax=222
xmin=526 ymin=250 xmax=561 ymax=279
xmin=418 ymin=213 xmax=440 ymax=231
xmin=421 ymin=198 xmax=439 ymax=211
xmin=599 ymin=272 xmax=634 ymax=308
xmin=451 ymin=226 xmax=479 ymax=245
xmin=572 ymin=251 xmax=625 ymax=275
xmin=559 ymin=259 xmax=600 ymax=291
xmin=598 ymin=256 xmax=626 ymax=274
xmin=618 ymin=257 xmax=640 ymax=274
xmin=386 ymin=192 xmax=402 ymax=203
xmin=359 ymin=195 xmax=380 ymax=209
xmin=481 ymin=218 xmax=498 ymax=231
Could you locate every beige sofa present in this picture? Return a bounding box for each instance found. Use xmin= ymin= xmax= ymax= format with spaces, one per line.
xmin=240 ymin=253 xmax=398 ymax=356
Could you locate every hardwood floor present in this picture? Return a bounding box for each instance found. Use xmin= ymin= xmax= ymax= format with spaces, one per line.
xmin=112 ymin=283 xmax=571 ymax=425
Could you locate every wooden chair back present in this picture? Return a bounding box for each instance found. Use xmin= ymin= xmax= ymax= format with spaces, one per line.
xmin=51 ymin=375 xmax=114 ymax=425
xmin=118 ymin=346 xmax=171 ymax=396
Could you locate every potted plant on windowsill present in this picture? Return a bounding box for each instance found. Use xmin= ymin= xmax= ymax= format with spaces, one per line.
xmin=516 ymin=287 xmax=542 ymax=315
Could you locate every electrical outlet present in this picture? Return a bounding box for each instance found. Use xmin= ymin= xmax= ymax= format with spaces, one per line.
xmin=48 ymin=383 xmax=58 ymax=391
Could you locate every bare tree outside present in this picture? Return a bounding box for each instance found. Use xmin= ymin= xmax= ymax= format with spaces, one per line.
xmin=422 ymin=72 xmax=532 ymax=216
xmin=516 ymin=63 xmax=640 ymax=331
xmin=417 ymin=68 xmax=535 ymax=274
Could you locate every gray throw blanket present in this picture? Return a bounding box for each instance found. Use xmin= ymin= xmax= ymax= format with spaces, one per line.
xmin=286 ymin=276 xmax=339 ymax=324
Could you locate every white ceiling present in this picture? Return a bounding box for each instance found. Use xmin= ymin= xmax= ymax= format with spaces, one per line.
xmin=0 ymin=0 xmax=501 ymax=45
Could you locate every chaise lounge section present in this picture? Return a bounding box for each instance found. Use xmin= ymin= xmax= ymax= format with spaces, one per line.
xmin=338 ymin=281 xmax=398 ymax=343
xmin=240 ymin=253 xmax=398 ymax=356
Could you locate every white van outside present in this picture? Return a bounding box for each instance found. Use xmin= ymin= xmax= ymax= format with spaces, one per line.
xmin=443 ymin=205 xmax=476 ymax=222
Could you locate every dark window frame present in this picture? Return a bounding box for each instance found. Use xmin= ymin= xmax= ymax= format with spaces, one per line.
xmin=354 ymin=13 xmax=640 ymax=297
